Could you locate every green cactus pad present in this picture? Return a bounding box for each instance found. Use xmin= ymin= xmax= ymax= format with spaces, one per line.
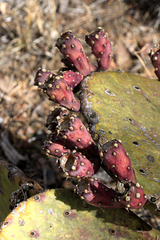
xmin=81 ymin=71 xmax=160 ymax=199
xmin=0 ymin=188 xmax=159 ymax=239
xmin=0 ymin=160 xmax=43 ymax=223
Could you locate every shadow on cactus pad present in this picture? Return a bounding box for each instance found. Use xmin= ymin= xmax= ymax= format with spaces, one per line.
xmin=1 ymin=189 xmax=160 ymax=240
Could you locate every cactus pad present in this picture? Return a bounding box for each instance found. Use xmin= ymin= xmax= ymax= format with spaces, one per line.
xmin=1 ymin=189 xmax=159 ymax=239
xmin=81 ymin=71 xmax=160 ymax=199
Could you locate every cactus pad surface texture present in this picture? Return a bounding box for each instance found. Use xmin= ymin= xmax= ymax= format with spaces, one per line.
xmin=81 ymin=71 xmax=160 ymax=199
xmin=0 ymin=189 xmax=160 ymax=240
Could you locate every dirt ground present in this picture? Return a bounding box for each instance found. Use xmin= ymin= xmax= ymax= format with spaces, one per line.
xmin=0 ymin=0 xmax=160 ymax=229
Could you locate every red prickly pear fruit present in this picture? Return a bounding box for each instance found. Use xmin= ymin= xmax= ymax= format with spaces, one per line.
xmin=55 ymin=113 xmax=101 ymax=172
xmin=56 ymin=114 xmax=94 ymax=149
xmin=34 ymin=68 xmax=55 ymax=89
xmin=44 ymin=75 xmax=80 ymax=112
xmin=149 ymin=47 xmax=160 ymax=80
xmin=44 ymin=135 xmax=71 ymax=157
xmin=56 ymin=31 xmax=96 ymax=76
xmin=85 ymin=27 xmax=112 ymax=70
xmin=63 ymin=70 xmax=83 ymax=88
xmin=59 ymin=151 xmax=94 ymax=178
xmin=76 ymin=178 xmax=124 ymax=208
xmin=119 ymin=182 xmax=147 ymax=209
xmin=100 ymin=139 xmax=137 ymax=184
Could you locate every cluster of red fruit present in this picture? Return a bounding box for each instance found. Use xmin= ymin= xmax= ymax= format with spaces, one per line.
xmin=34 ymin=28 xmax=160 ymax=210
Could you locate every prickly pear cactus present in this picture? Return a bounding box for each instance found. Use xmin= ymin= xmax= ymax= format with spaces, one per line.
xmin=33 ymin=28 xmax=160 ymax=212
xmin=0 ymin=189 xmax=159 ymax=240
xmin=81 ymin=71 xmax=160 ymax=199
xmin=2 ymin=27 xmax=158 ymax=239
xmin=0 ymin=160 xmax=43 ymax=223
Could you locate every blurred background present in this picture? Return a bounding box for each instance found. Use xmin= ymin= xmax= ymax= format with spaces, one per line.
xmin=0 ymin=0 xmax=159 ymax=189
